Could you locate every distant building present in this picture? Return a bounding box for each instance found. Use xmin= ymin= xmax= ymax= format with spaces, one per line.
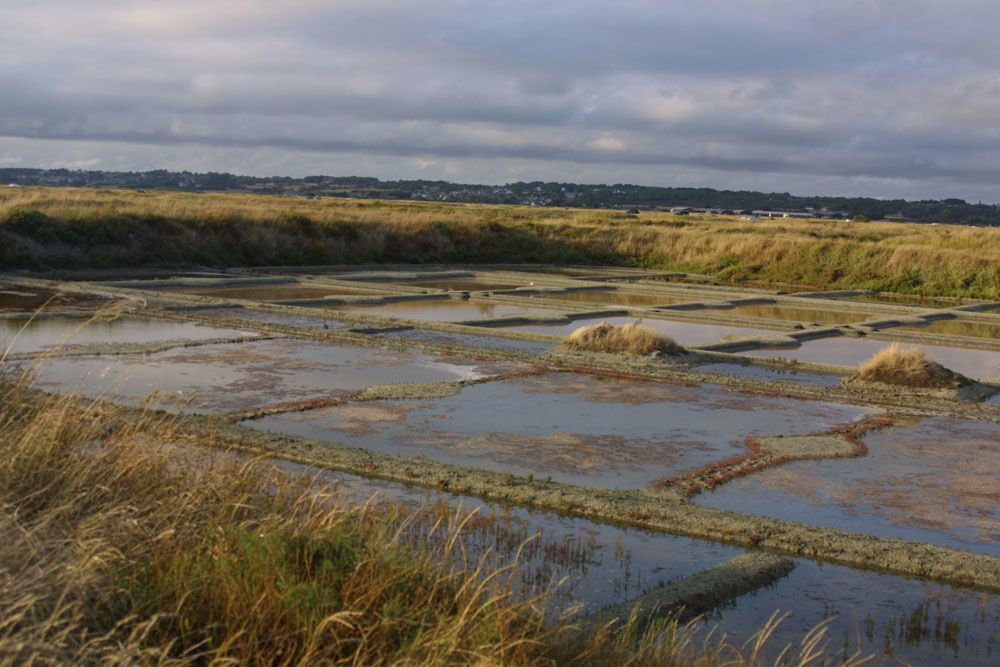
xmin=752 ymin=210 xmax=816 ymax=219
xmin=805 ymin=207 xmax=848 ymax=218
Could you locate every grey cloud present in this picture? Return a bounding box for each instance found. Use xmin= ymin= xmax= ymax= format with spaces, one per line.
xmin=2 ymin=0 xmax=1000 ymax=200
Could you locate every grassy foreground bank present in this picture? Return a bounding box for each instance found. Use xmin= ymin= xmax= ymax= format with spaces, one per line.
xmin=0 ymin=376 xmax=865 ymax=666
xmin=3 ymin=187 xmax=999 ymax=299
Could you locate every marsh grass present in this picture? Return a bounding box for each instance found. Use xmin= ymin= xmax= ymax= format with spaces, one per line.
xmin=3 ymin=186 xmax=1000 ymax=299
xmin=855 ymin=343 xmax=971 ymax=389
xmin=0 ymin=379 xmax=558 ymax=665
xmin=0 ymin=365 xmax=869 ymax=665
xmin=564 ymin=611 xmax=870 ymax=667
xmin=563 ymin=321 xmax=685 ymax=356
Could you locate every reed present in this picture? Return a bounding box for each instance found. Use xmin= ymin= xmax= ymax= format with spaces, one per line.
xmin=563 ymin=321 xmax=684 ymax=356
xmin=0 ymin=379 xmax=555 ymax=665
xmin=0 ymin=371 xmax=870 ymax=665
xmin=855 ymin=343 xmax=971 ymax=389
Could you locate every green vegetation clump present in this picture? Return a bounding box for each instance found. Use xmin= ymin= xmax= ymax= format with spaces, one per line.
xmin=855 ymin=344 xmax=971 ymax=389
xmin=563 ymin=321 xmax=684 ymax=356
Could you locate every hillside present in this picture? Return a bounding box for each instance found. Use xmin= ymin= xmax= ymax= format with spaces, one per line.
xmin=4 ymin=168 xmax=1000 ymax=227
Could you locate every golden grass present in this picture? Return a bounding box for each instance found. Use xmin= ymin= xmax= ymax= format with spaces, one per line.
xmin=568 ymin=611 xmax=870 ymax=667
xmin=563 ymin=321 xmax=684 ymax=356
xmin=0 ymin=373 xmax=880 ymax=665
xmin=0 ymin=380 xmax=560 ymax=665
xmin=2 ymin=186 xmax=1000 ymax=298
xmin=855 ymin=343 xmax=971 ymax=389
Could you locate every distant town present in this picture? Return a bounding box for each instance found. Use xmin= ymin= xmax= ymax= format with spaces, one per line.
xmin=4 ymin=168 xmax=999 ymax=227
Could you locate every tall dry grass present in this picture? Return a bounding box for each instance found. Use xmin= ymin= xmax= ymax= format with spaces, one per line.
xmin=563 ymin=611 xmax=870 ymax=667
xmin=2 ymin=186 xmax=1000 ymax=298
xmin=563 ymin=321 xmax=684 ymax=356
xmin=0 ymin=368 xmax=870 ymax=665
xmin=0 ymin=379 xmax=557 ymax=665
xmin=855 ymin=343 xmax=970 ymax=388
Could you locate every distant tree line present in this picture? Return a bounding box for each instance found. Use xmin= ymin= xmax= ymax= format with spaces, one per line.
xmin=3 ymin=168 xmax=999 ymax=227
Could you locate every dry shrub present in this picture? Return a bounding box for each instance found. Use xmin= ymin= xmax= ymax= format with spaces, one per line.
xmin=855 ymin=343 xmax=971 ymax=389
xmin=563 ymin=321 xmax=684 ymax=356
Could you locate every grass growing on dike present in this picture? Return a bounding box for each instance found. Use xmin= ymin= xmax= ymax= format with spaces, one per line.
xmin=3 ymin=186 xmax=1000 ymax=299
xmin=855 ymin=344 xmax=971 ymax=389
xmin=0 ymin=372 xmax=869 ymax=665
xmin=563 ymin=321 xmax=684 ymax=356
xmin=0 ymin=378 xmax=546 ymax=665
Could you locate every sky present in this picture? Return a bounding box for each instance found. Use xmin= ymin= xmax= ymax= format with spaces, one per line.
xmin=2 ymin=0 xmax=1000 ymax=201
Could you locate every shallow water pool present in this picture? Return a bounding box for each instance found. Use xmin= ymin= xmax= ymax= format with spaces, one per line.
xmin=716 ymin=303 xmax=872 ymax=325
xmin=0 ymin=286 xmax=106 ymax=312
xmin=1 ymin=316 xmax=253 ymax=355
xmin=16 ymin=338 xmax=517 ymax=414
xmin=397 ymin=279 xmax=521 ymax=292
xmin=247 ymin=372 xmax=870 ymax=490
xmin=543 ymin=290 xmax=697 ymax=308
xmin=893 ymin=318 xmax=1000 ymax=340
xmin=171 ymin=283 xmax=385 ymax=301
xmin=697 ymin=416 xmax=1000 ymax=555
xmin=747 ymin=336 xmax=1000 ymax=378
xmin=339 ymin=299 xmax=568 ymax=323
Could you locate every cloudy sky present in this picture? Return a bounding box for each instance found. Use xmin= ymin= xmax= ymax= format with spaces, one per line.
xmin=2 ymin=0 xmax=1000 ymax=200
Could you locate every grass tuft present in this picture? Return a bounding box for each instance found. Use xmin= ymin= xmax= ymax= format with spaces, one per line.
xmin=563 ymin=320 xmax=685 ymax=356
xmin=855 ymin=343 xmax=971 ymax=389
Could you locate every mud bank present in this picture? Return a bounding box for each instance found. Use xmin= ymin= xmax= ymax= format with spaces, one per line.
xmin=586 ymin=553 xmax=796 ymax=632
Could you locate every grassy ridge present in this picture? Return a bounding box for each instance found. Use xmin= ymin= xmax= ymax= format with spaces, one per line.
xmin=3 ymin=187 xmax=1000 ymax=299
